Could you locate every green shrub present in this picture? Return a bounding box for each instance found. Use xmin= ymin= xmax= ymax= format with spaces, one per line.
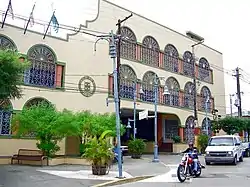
xmin=197 ymin=134 xmax=209 ymax=153
xmin=172 ymin=135 xmax=181 ymax=143
xmin=128 ymin=138 xmax=146 ymax=155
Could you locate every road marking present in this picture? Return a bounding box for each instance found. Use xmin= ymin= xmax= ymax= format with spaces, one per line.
xmin=139 ymin=165 xmax=192 ymax=183
xmin=37 ymin=169 xmax=133 ymax=181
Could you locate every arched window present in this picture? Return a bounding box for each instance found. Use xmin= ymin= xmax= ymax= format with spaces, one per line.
xmin=142 ymin=36 xmax=160 ymax=67
xmin=164 ymin=44 xmax=179 ymax=73
xmin=24 ymin=44 xmax=57 ymax=88
xmin=183 ymin=51 xmax=194 ymax=77
xmin=164 ymin=77 xmax=180 ymax=106
xmin=200 ymin=86 xmax=211 ymax=111
xmin=184 ymin=116 xmax=195 ymax=143
xmin=0 ymin=99 xmax=12 ymax=135
xmin=23 ymin=97 xmax=52 ymax=136
xmin=141 ymin=71 xmax=160 ymax=102
xmin=120 ymin=27 xmax=137 ymax=60
xmin=0 ymin=35 xmax=16 ymax=135
xmin=119 ymin=64 xmax=137 ymax=100
xmin=201 ymin=117 xmax=212 ymax=136
xmin=184 ymin=82 xmax=195 ymax=109
xmin=0 ymin=34 xmax=17 ymax=50
xmin=198 ymin=57 xmax=210 ymax=81
xmin=24 ymin=97 xmax=51 ymax=108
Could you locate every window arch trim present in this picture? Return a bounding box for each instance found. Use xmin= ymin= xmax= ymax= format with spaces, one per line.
xmin=0 ymin=34 xmax=17 ymax=50
xmin=27 ymin=44 xmax=57 ymax=62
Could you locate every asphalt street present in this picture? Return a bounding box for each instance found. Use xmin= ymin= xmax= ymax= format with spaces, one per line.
xmin=1 ymin=155 xmax=250 ymax=187
xmin=114 ymin=155 xmax=250 ymax=187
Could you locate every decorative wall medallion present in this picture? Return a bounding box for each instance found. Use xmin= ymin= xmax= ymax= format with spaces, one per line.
xmin=78 ymin=76 xmax=96 ymax=97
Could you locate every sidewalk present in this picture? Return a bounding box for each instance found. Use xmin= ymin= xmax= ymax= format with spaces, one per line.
xmin=38 ymin=155 xmax=172 ymax=179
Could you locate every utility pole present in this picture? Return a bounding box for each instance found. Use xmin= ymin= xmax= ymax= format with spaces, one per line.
xmin=94 ymin=31 xmax=123 ymax=178
xmin=234 ymin=67 xmax=242 ymax=117
xmin=116 ymin=13 xmax=133 ymax=116
xmin=229 ymin=94 xmax=235 ymax=117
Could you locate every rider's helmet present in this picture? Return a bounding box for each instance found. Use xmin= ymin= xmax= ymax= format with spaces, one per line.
xmin=189 ymin=142 xmax=193 ymax=148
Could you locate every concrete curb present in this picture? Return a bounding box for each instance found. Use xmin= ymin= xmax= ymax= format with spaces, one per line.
xmin=92 ymin=175 xmax=154 ymax=187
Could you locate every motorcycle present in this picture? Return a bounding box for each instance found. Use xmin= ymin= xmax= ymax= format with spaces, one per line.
xmin=177 ymin=152 xmax=205 ymax=183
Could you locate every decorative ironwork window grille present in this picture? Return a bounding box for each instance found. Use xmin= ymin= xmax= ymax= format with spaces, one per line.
xmin=120 ymin=27 xmax=137 ymax=61
xmin=24 ymin=45 xmax=56 ymax=88
xmin=164 ymin=77 xmax=180 ymax=106
xmin=184 ymin=116 xmax=195 ymax=143
xmin=119 ymin=64 xmax=137 ymax=100
xmin=184 ymin=82 xmax=195 ymax=109
xmin=0 ymin=34 xmax=17 ymax=50
xmin=183 ymin=51 xmax=194 ymax=77
xmin=164 ymin=44 xmax=179 ymax=73
xmin=141 ymin=71 xmax=160 ymax=103
xmin=142 ymin=36 xmax=160 ymax=67
xmin=0 ymin=99 xmax=12 ymax=135
xmin=200 ymin=86 xmax=211 ymax=111
xmin=201 ymin=117 xmax=212 ymax=136
xmin=198 ymin=57 xmax=210 ymax=81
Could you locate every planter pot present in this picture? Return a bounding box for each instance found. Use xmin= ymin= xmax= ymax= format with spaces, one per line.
xmin=131 ymin=154 xmax=142 ymax=159
xmin=92 ymin=164 xmax=108 ymax=175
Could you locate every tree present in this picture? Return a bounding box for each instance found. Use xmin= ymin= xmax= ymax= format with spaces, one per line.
xmin=0 ymin=50 xmax=29 ymax=107
xmin=216 ymin=117 xmax=246 ymax=135
xmin=12 ymin=102 xmax=76 ymax=157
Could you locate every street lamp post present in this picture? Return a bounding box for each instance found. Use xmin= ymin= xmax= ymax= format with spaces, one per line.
xmin=205 ymin=91 xmax=210 ymax=135
xmin=148 ymin=75 xmax=170 ymax=162
xmin=127 ymin=82 xmax=144 ymax=139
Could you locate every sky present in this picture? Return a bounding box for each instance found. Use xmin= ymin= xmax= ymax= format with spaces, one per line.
xmin=1 ymin=0 xmax=250 ymax=115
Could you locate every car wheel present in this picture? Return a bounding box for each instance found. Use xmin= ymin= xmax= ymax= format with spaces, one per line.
xmin=239 ymin=154 xmax=243 ymax=162
xmin=232 ymin=156 xmax=237 ymax=165
xmin=205 ymin=161 xmax=210 ymax=165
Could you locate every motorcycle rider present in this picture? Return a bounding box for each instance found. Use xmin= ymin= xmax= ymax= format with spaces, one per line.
xmin=182 ymin=142 xmax=198 ymax=174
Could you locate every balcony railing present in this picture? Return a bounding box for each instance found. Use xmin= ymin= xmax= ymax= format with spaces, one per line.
xmin=108 ymin=75 xmax=214 ymax=113
xmin=120 ymin=42 xmax=213 ymax=84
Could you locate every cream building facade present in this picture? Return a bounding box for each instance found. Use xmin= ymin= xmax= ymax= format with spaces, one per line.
xmin=0 ymin=0 xmax=226 ymax=156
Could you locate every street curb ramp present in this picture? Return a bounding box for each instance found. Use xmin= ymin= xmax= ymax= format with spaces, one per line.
xmin=92 ymin=175 xmax=154 ymax=187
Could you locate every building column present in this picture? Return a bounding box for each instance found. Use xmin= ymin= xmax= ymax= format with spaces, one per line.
xmin=179 ymin=127 xmax=184 ymax=142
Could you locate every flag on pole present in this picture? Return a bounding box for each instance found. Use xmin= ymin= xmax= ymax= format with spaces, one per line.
xmin=29 ymin=3 xmax=36 ymax=27
xmin=1 ymin=0 xmax=14 ymax=28
xmin=24 ymin=3 xmax=36 ymax=34
xmin=51 ymin=13 xmax=59 ymax=33
xmin=43 ymin=11 xmax=59 ymax=39
xmin=8 ymin=0 xmax=14 ymax=20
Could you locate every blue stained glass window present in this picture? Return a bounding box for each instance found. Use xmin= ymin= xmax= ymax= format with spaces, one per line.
xmin=119 ymin=64 xmax=137 ymax=100
xmin=184 ymin=82 xmax=195 ymax=109
xmin=183 ymin=51 xmax=194 ymax=77
xmin=164 ymin=44 xmax=179 ymax=73
xmin=0 ymin=109 xmax=12 ymax=135
xmin=164 ymin=77 xmax=180 ymax=106
xmin=141 ymin=71 xmax=159 ymax=103
xmin=24 ymin=45 xmax=56 ymax=88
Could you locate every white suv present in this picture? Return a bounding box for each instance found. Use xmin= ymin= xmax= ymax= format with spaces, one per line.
xmin=205 ymin=135 xmax=244 ymax=165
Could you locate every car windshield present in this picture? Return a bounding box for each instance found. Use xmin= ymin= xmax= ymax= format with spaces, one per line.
xmin=208 ymin=137 xmax=234 ymax=146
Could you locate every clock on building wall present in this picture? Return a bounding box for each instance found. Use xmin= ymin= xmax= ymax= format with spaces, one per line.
xmin=78 ymin=76 xmax=96 ymax=97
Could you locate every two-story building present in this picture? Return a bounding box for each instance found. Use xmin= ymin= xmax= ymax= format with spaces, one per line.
xmin=0 ymin=0 xmax=226 ymax=156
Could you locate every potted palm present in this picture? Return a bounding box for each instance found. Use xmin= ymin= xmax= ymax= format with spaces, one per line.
xmin=83 ymin=130 xmax=114 ymax=175
xmin=128 ymin=138 xmax=146 ymax=159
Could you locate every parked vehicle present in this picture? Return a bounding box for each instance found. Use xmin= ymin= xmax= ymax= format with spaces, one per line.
xmin=205 ymin=135 xmax=244 ymax=165
xmin=177 ymin=152 xmax=204 ymax=183
xmin=242 ymin=142 xmax=250 ymax=157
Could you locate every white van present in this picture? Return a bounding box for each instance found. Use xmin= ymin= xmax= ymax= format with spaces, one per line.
xmin=205 ymin=135 xmax=244 ymax=165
